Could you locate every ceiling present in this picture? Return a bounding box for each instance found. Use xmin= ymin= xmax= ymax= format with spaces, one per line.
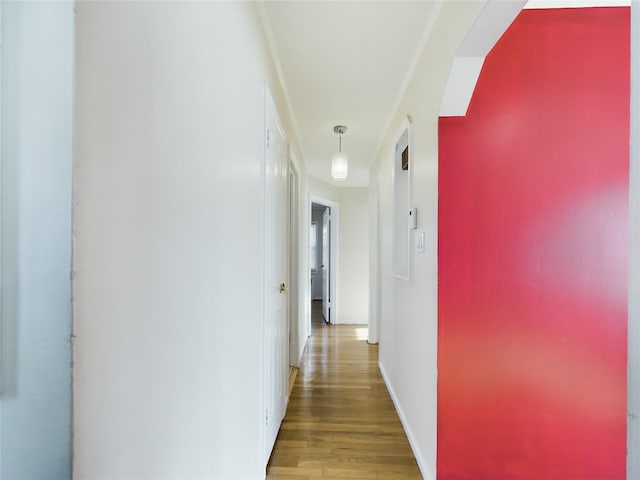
xmin=260 ymin=0 xmax=629 ymax=188
xmin=260 ymin=1 xmax=440 ymax=187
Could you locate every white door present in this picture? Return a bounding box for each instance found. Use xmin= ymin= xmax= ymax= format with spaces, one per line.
xmin=321 ymin=207 xmax=330 ymax=323
xmin=264 ymin=90 xmax=288 ymax=463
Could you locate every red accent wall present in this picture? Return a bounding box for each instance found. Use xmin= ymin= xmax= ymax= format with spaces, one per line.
xmin=437 ymin=8 xmax=629 ymax=480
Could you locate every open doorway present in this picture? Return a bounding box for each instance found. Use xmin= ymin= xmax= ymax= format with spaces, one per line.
xmin=309 ymin=196 xmax=338 ymax=328
xmin=310 ymin=202 xmax=331 ymax=323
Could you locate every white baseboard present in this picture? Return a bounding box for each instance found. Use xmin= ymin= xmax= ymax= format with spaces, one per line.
xmin=378 ymin=361 xmax=431 ymax=480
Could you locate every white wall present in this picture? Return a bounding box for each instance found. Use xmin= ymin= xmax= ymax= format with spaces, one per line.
xmin=73 ymin=2 xmax=305 ymax=479
xmin=373 ymin=3 xmax=640 ymax=477
xmin=0 ymin=2 xmax=74 ymax=478
xmin=309 ymin=177 xmax=369 ymax=326
xmin=370 ymin=2 xmax=487 ymax=478
xmin=309 ymin=175 xmax=339 ymax=203
xmin=629 ymin=2 xmax=640 ymax=478
xmin=338 ymin=188 xmax=369 ymax=324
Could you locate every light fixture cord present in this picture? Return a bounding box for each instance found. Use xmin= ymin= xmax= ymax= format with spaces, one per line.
xmin=339 ymin=133 xmax=342 ymax=153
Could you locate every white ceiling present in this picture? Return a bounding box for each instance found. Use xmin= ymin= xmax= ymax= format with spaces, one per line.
xmin=260 ymin=1 xmax=440 ymax=187
xmin=260 ymin=0 xmax=628 ymax=187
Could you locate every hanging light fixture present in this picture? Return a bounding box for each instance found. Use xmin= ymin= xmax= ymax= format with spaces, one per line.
xmin=331 ymin=125 xmax=348 ymax=181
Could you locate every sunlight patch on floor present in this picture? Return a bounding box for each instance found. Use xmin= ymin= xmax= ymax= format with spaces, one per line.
xmin=354 ymin=327 xmax=368 ymax=340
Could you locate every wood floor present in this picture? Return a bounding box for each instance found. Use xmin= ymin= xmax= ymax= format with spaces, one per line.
xmin=266 ymin=302 xmax=422 ymax=479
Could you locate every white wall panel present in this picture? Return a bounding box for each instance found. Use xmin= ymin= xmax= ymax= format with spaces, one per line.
xmin=338 ymin=188 xmax=369 ymax=324
xmin=370 ymin=2 xmax=487 ymax=477
xmin=74 ymin=2 xmax=304 ymax=478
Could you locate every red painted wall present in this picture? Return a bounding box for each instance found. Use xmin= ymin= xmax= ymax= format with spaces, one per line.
xmin=437 ymin=8 xmax=629 ymax=480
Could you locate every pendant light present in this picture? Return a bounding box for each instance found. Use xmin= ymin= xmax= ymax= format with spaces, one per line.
xmin=331 ymin=125 xmax=348 ymax=181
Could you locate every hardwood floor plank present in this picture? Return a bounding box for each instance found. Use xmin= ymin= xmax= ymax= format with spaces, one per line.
xmin=266 ymin=302 xmax=422 ymax=479
xmin=268 ymin=466 xmax=324 ymax=476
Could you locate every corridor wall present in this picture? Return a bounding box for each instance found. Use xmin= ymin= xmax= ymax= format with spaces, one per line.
xmin=438 ymin=7 xmax=629 ymax=479
xmin=368 ymin=2 xmax=487 ymax=477
xmin=73 ymin=2 xmax=306 ymax=479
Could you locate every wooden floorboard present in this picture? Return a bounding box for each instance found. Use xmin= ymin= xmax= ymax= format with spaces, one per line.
xmin=266 ymin=302 xmax=422 ymax=479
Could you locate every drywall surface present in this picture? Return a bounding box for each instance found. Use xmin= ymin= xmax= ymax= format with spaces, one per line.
xmin=74 ymin=2 xmax=303 ymax=478
xmin=0 ymin=2 xmax=74 ymax=478
xmin=438 ymin=7 xmax=629 ymax=479
xmin=309 ymin=178 xmax=369 ymax=325
xmin=338 ymin=187 xmax=369 ymax=324
xmin=369 ymin=2 xmax=486 ymax=477
xmin=308 ymin=175 xmax=339 ymax=203
xmin=629 ymin=2 xmax=640 ymax=479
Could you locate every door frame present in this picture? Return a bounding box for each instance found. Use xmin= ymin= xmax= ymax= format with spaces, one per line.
xmin=309 ymin=195 xmax=339 ymax=327
xmin=368 ymin=174 xmax=381 ymax=344
xmin=321 ymin=207 xmax=331 ymax=323
xmin=288 ymin=160 xmax=300 ymax=367
xmin=262 ymin=85 xmax=289 ymax=464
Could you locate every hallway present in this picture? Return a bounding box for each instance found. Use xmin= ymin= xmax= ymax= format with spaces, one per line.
xmin=4 ymin=3 xmax=637 ymax=479
xmin=266 ymin=302 xmax=422 ymax=479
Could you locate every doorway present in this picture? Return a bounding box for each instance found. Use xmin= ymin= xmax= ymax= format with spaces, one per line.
xmin=309 ymin=196 xmax=338 ymax=328
xmin=310 ymin=202 xmax=328 ymax=321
